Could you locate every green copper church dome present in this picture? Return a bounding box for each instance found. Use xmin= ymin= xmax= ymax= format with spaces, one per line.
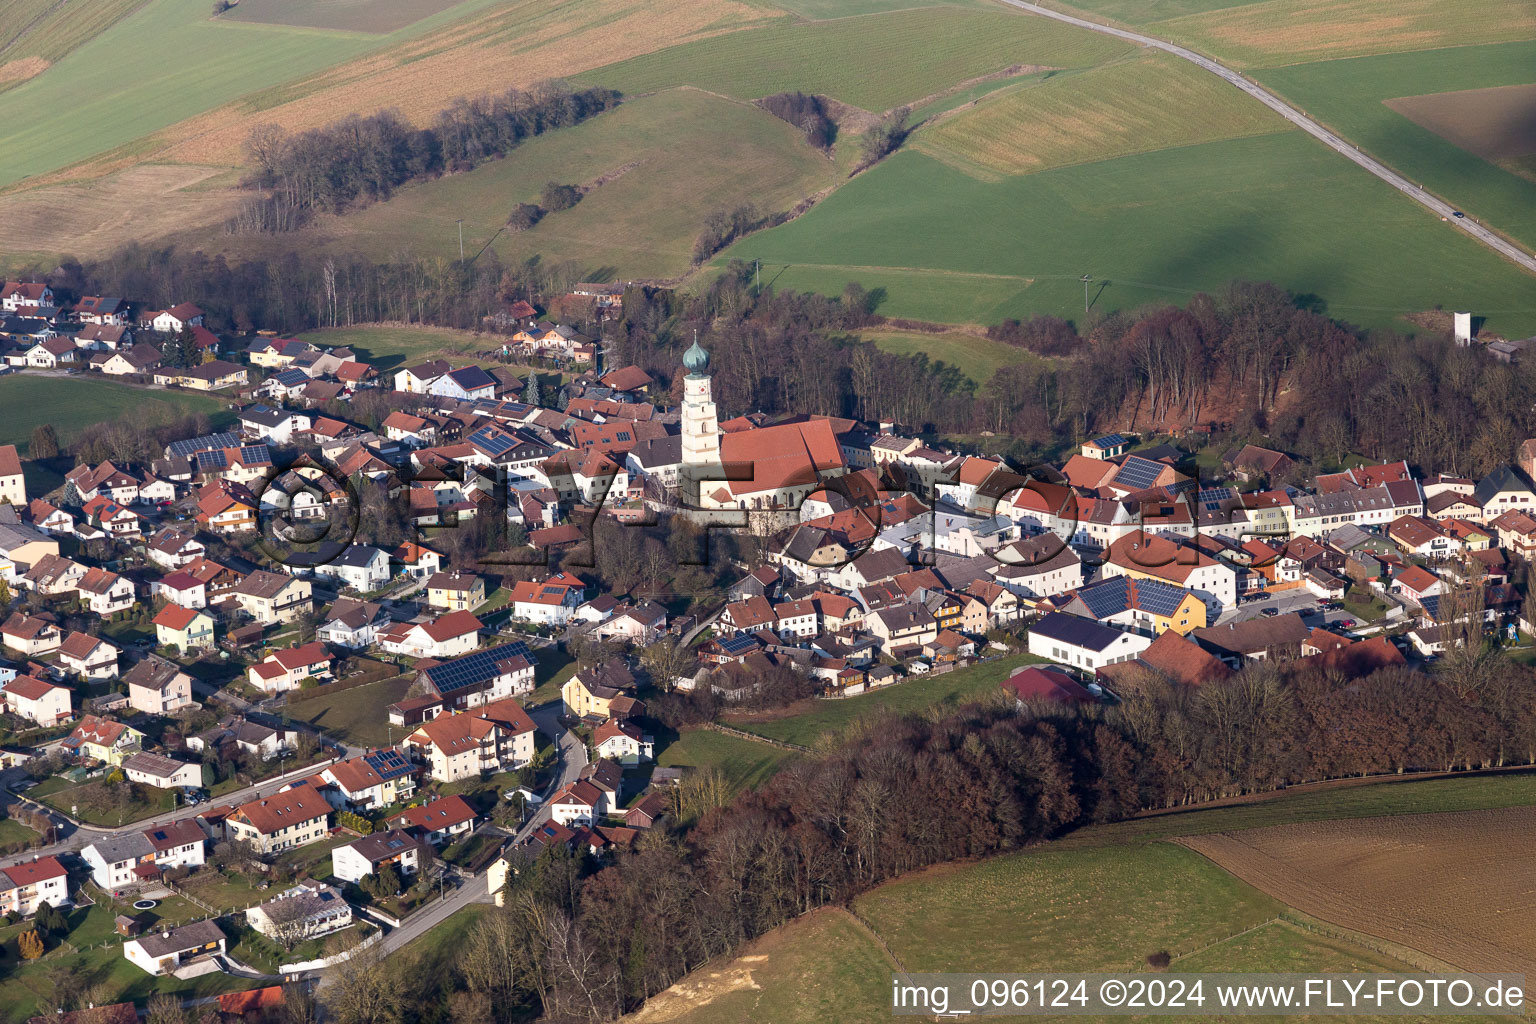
xmin=683 ymin=337 xmax=710 ymax=374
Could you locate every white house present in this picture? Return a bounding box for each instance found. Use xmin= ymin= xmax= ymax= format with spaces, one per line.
xmin=332 ymin=830 xmax=425 ymax=884
xmin=0 ymin=674 xmax=72 ymax=726
xmin=508 ymin=572 xmax=586 ymax=625
xmin=247 ymin=881 xmax=353 ymax=942
xmin=57 ymin=631 xmax=119 ymax=682
xmin=123 ymin=920 xmax=225 ymax=976
xmin=1102 ymin=533 xmax=1238 ymax=611
xmin=248 ymin=642 xmax=333 ymax=693
xmin=0 ymin=856 xmax=70 ymax=917
xmin=82 ymin=819 xmax=205 ymax=890
xmin=122 ymin=751 xmax=203 ymax=790
xmin=592 ymin=719 xmax=653 ymax=764
xmin=322 ymin=545 xmax=391 ymax=593
xmin=1026 ymin=612 xmax=1152 ymax=672
xmin=988 ymin=535 xmax=1084 ymax=600
xmin=378 ymin=611 xmax=483 ymax=660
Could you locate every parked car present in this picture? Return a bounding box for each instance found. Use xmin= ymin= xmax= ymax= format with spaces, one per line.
xmin=1261 ymin=607 xmax=1280 ymax=617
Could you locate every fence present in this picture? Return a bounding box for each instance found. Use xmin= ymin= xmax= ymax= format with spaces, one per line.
xmin=279 ymin=927 xmax=382 ymax=973
xmin=703 ymin=721 xmax=809 ymax=753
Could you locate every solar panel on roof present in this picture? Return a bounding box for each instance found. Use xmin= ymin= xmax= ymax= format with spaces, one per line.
xmin=718 ymin=634 xmax=758 ymax=654
xmin=170 ymin=432 xmax=241 ymax=458
xmin=1093 ymin=434 xmax=1126 ymax=448
xmin=1114 ymin=456 xmax=1164 ymax=492
xmin=425 ymin=642 xmax=534 ymax=693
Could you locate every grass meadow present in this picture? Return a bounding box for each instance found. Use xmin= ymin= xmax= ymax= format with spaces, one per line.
xmin=914 ymin=51 xmax=1288 ymax=179
xmin=575 ymin=6 xmax=1131 ymax=112
xmin=301 ymin=89 xmax=845 ymax=278
xmin=1257 ymin=41 xmax=1536 ymax=254
xmin=860 ymin=328 xmax=1037 ymax=385
xmin=655 ymin=728 xmax=802 ymax=795
xmin=0 ymin=376 xmax=229 ymax=453
xmin=634 ymin=770 xmax=1536 ymax=1024
xmin=729 ymin=654 xmax=1038 ymax=748
xmin=219 ymin=0 xmax=473 ymax=33
xmin=723 ymin=131 xmax=1536 ymax=335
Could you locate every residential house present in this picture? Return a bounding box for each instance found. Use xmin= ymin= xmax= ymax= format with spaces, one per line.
xmin=987 ymin=535 xmax=1084 ymax=600
xmin=508 ymin=572 xmax=586 ymax=625
xmin=0 ymin=857 xmax=69 ymax=917
xmin=248 ymin=643 xmax=334 ymax=693
xmin=1101 ymin=532 xmax=1238 ymax=611
xmin=124 ymin=656 xmax=195 ymax=715
xmin=82 ymin=819 xmax=205 ymax=890
xmin=226 ymin=788 xmax=332 ymax=854
xmin=1026 ymin=612 xmax=1153 ymax=671
xmin=866 ymin=603 xmax=939 ymax=658
xmin=123 ymin=919 xmax=226 ymax=976
xmin=62 ymin=715 xmax=145 ymax=765
xmin=145 ymin=528 xmax=206 ymax=570
xmin=1059 ymin=575 xmax=1207 ymax=636
xmin=25 ymin=500 xmax=71 ymax=537
xmin=188 ymin=717 xmax=291 ymax=761
xmin=0 ymin=674 xmax=72 ymax=726
xmin=386 ymin=795 xmax=476 ymax=846
xmin=122 ymin=751 xmax=203 ymax=790
xmin=76 ymin=567 xmax=136 ymax=616
xmin=403 ymin=699 xmax=536 ymax=782
xmin=323 ymin=545 xmax=391 ymax=593
xmin=81 ymin=497 xmax=142 ymax=538
xmin=548 ymin=780 xmax=605 ymax=827
xmin=57 ymin=631 xmax=119 ymax=682
xmin=247 ymin=881 xmax=352 ymax=942
xmin=592 ymin=719 xmax=653 ymax=764
xmin=1 ymin=613 xmax=61 ymax=656
xmin=1096 ymin=628 xmax=1234 ymax=690
xmin=318 ymin=749 xmax=417 ymax=811
xmin=1192 ymin=613 xmax=1313 ymax=664
xmin=332 ymin=830 xmax=425 ymax=884
xmin=100 ymin=344 xmax=162 ymax=377
xmin=586 ymin=601 xmax=666 ymax=645
xmin=0 ymin=446 xmax=22 ymax=507
xmin=232 ymin=570 xmax=312 ymax=624
xmin=424 ymin=571 xmax=486 ymax=612
xmin=145 ymin=303 xmax=204 ymax=333
xmin=561 ymin=659 xmax=640 ymax=721
xmin=414 ymin=643 xmax=536 ymax=710
xmin=317 ymin=598 xmax=389 ymax=649
xmin=153 ymin=360 xmax=247 ymax=391
xmin=196 ymin=483 xmax=258 ymax=534
xmin=1387 ymin=515 xmax=1464 ymax=559
xmin=379 ymin=610 xmax=483 ymax=660
xmin=154 ymin=604 xmax=215 ymax=652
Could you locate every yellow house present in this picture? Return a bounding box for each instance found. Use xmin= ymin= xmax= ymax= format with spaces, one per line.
xmin=63 ymin=715 xmax=146 ymax=765
xmin=425 ymin=571 xmax=485 ymax=612
xmin=153 ymin=603 xmax=215 ymax=651
xmin=1061 ymin=576 xmax=1208 ymax=637
xmin=561 ymin=659 xmax=638 ymax=721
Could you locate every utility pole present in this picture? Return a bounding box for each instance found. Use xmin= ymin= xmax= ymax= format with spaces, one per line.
xmin=1081 ymin=274 xmax=1093 ymax=314
xmin=456 ymin=220 xmax=465 ymax=261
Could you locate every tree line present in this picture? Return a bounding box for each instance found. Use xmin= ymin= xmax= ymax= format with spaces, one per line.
xmin=310 ymin=649 xmax=1536 ymax=1024
xmin=234 ymin=80 xmax=619 ymax=231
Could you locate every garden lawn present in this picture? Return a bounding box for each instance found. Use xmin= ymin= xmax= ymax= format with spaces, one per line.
xmin=296 ymin=325 xmax=500 ymax=374
xmin=722 ymin=132 xmax=1536 ymax=337
xmin=37 ymin=778 xmax=175 ymax=828
xmin=287 ymin=674 xmax=412 ymax=747
xmin=656 ymin=728 xmax=801 ymax=795
xmin=731 ymin=654 xmax=1038 ymax=747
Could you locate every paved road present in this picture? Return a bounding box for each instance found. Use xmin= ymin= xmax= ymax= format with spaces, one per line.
xmin=0 ymin=755 xmax=341 ymax=870
xmin=996 ymin=0 xmax=1536 ymax=277
xmin=363 ymin=702 xmax=584 ymax=960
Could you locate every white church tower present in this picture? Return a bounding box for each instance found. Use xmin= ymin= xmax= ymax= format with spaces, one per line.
xmin=680 ymin=335 xmax=721 ymax=501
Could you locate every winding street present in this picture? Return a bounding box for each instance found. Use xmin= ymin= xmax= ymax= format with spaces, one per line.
xmin=997 ymin=0 xmax=1536 ymax=278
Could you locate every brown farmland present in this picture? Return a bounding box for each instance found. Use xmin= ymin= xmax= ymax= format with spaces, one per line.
xmin=1178 ymin=806 xmax=1536 ymax=974
xmin=1386 ymin=83 xmax=1536 ymax=162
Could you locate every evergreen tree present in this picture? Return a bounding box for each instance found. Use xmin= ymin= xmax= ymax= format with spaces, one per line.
xmin=61 ymin=480 xmax=81 ymax=508
xmin=523 ymin=373 xmax=541 ymax=407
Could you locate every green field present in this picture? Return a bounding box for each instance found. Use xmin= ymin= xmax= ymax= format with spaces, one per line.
xmin=298 ymin=324 xmax=490 ymax=372
xmin=1042 ymin=0 xmax=1268 ymax=24
xmin=219 ymin=0 xmax=471 ymax=34
xmin=637 ymin=770 xmax=1536 ymax=1024
xmin=861 ymin=328 xmax=1035 ymax=385
xmin=0 ymin=0 xmax=492 ymax=188
xmin=301 ymin=89 xmax=847 ymax=279
xmin=1258 ymin=41 xmax=1536 ymax=254
xmin=730 ymin=654 xmax=1036 ymax=747
xmin=915 ymin=51 xmax=1288 ymax=179
xmin=0 ymin=0 xmax=152 ymax=72
xmin=656 ymin=728 xmax=802 ymax=794
xmin=723 ymin=132 xmax=1536 ymax=335
xmin=575 ymin=6 xmax=1131 ymax=113
xmin=0 ymin=375 xmax=231 ymax=493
